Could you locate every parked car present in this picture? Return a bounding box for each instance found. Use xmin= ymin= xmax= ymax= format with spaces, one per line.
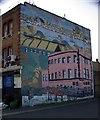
xmin=0 ymin=102 xmax=8 ymax=110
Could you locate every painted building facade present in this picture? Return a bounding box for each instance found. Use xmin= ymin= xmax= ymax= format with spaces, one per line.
xmin=20 ymin=2 xmax=93 ymax=96
xmin=42 ymin=50 xmax=92 ymax=96
xmin=1 ymin=2 xmax=94 ymax=105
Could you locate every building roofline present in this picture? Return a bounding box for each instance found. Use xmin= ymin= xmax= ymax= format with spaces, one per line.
xmin=2 ymin=3 xmax=22 ymax=17
xmin=2 ymin=2 xmax=90 ymax=31
xmin=24 ymin=2 xmax=90 ymax=31
xmin=48 ymin=50 xmax=77 ymax=57
xmin=48 ymin=50 xmax=91 ymax=60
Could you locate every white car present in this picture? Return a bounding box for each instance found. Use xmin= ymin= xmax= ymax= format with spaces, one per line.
xmin=0 ymin=102 xmax=8 ymax=110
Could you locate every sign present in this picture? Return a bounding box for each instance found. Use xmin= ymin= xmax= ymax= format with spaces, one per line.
xmin=3 ymin=75 xmax=14 ymax=88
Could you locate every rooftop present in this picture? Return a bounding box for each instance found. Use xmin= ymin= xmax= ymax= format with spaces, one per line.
xmin=2 ymin=2 xmax=90 ymax=31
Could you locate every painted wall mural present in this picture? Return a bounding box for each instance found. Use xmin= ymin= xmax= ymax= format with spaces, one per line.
xmin=20 ymin=2 xmax=93 ymax=98
xmin=20 ymin=3 xmax=91 ymax=53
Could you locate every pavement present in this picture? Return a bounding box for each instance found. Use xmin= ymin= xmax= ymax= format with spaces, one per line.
xmin=2 ymin=98 xmax=97 ymax=116
xmin=2 ymin=102 xmax=73 ymax=115
xmin=1 ymin=98 xmax=99 ymax=119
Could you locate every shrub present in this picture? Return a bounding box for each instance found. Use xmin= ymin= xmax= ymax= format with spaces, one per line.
xmin=10 ymin=100 xmax=18 ymax=109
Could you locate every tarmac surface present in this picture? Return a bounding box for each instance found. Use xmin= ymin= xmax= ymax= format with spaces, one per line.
xmin=1 ymin=98 xmax=100 ymax=119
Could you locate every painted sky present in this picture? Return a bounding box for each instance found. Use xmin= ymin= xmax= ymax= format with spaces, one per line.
xmin=0 ymin=0 xmax=99 ymax=61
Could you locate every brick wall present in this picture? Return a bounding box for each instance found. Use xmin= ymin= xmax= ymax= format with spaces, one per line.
xmin=2 ymin=5 xmax=20 ymax=67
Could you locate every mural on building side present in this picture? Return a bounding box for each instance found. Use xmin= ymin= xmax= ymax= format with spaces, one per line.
xmin=20 ymin=2 xmax=93 ymax=102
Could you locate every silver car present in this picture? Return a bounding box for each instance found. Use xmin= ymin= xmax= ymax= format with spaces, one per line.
xmin=0 ymin=102 xmax=8 ymax=110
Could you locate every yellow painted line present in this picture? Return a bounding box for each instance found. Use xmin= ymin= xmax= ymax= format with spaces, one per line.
xmin=38 ymin=40 xmax=49 ymax=50
xmin=23 ymin=40 xmax=33 ymax=46
xmin=20 ymin=34 xmax=27 ymax=45
xmin=20 ymin=39 xmax=26 ymax=45
xmin=47 ymin=42 xmax=58 ymax=51
xmin=30 ymin=39 xmax=41 ymax=48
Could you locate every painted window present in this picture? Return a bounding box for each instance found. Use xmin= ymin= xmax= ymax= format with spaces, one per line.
xmin=48 ymin=60 xmax=51 ymax=64
xmin=83 ymin=82 xmax=85 ymax=85
xmin=62 ymin=70 xmax=66 ymax=78
xmin=83 ymin=68 xmax=86 ymax=78
xmin=67 ymin=57 xmax=71 ymax=63
xmin=55 ymin=72 xmax=57 ymax=79
xmin=25 ymin=48 xmax=28 ymax=52
xmin=39 ymin=51 xmax=42 ymax=54
xmin=48 ymin=74 xmax=51 ymax=80
xmin=73 ymin=82 xmax=75 ymax=85
xmin=30 ymin=49 xmax=33 ymax=52
xmin=64 ymin=85 xmax=67 ymax=88
xmin=84 ymin=87 xmax=87 ymax=92
xmin=58 ymin=58 xmax=61 ymax=63
xmin=87 ymin=87 xmax=90 ymax=92
xmin=48 ymin=52 xmax=50 ymax=55
xmin=54 ymin=59 xmax=57 ymax=64
xmin=83 ymin=57 xmax=88 ymax=64
xmin=58 ymin=71 xmax=61 ymax=79
xmin=74 ymin=69 xmax=78 ymax=78
xmin=83 ymin=57 xmax=85 ymax=63
xmin=43 ymin=51 xmax=46 ymax=55
xmin=51 ymin=59 xmax=53 ymax=64
xmin=76 ymin=82 xmax=78 ymax=86
xmin=45 ymin=74 xmax=48 ymax=81
xmin=51 ymin=73 xmax=54 ymax=79
xmin=86 ymin=69 xmax=89 ymax=78
xmin=42 ymin=74 xmax=45 ymax=81
xmin=73 ymin=55 xmax=77 ymax=63
xmin=62 ymin=57 xmax=66 ymax=63
xmin=68 ymin=69 xmax=72 ymax=78
xmin=83 ymin=68 xmax=89 ymax=78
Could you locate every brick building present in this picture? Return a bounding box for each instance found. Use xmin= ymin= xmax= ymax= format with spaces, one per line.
xmin=93 ymin=59 xmax=100 ymax=98
xmin=0 ymin=2 xmax=94 ymax=105
xmin=1 ymin=5 xmax=22 ymax=105
xmin=2 ymin=4 xmax=20 ymax=67
xmin=42 ymin=50 xmax=92 ymax=96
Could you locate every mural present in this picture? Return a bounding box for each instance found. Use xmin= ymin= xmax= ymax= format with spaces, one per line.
xmin=20 ymin=2 xmax=93 ymax=101
xmin=20 ymin=51 xmax=48 ymax=95
xmin=20 ymin=3 xmax=91 ymax=53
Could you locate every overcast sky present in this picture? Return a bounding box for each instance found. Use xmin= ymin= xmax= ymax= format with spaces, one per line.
xmin=0 ymin=0 xmax=99 ymax=61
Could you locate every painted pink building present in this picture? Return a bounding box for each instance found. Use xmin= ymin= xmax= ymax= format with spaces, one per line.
xmin=42 ymin=50 xmax=92 ymax=94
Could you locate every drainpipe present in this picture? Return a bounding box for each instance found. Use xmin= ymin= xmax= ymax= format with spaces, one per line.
xmin=91 ymin=60 xmax=94 ymax=97
xmin=77 ymin=49 xmax=80 ymax=79
xmin=47 ymin=57 xmax=49 ymax=100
